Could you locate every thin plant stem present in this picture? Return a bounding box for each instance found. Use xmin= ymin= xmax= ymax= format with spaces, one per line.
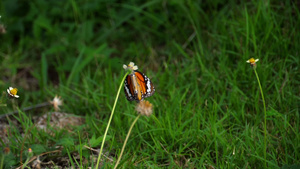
xmin=114 ymin=114 xmax=141 ymax=169
xmin=95 ymin=72 xmax=129 ymax=169
xmin=253 ymin=68 xmax=267 ymax=167
xmin=0 ymin=102 xmax=50 ymax=119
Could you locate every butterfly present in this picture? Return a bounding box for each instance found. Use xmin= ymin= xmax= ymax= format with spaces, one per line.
xmin=124 ymin=70 xmax=155 ymax=101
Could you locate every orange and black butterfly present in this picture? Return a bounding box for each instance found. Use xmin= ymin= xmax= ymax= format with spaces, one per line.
xmin=124 ymin=70 xmax=155 ymax=101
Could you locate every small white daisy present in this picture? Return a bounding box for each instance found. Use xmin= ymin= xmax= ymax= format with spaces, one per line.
xmin=246 ymin=58 xmax=259 ymax=65
xmin=7 ymin=87 xmax=19 ymax=98
xmin=123 ymin=62 xmax=138 ymax=71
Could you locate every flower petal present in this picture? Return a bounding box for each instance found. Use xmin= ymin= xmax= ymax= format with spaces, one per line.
xmin=14 ymin=95 xmax=19 ymax=98
xmin=123 ymin=65 xmax=128 ymax=70
xmin=129 ymin=62 xmax=134 ymax=67
xmin=9 ymin=87 xmax=13 ymax=90
xmin=133 ymin=66 xmax=138 ymax=70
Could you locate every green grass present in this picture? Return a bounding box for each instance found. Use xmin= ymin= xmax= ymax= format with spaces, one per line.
xmin=0 ymin=0 xmax=299 ymax=168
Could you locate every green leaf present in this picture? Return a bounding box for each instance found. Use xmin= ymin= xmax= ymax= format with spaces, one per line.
xmin=41 ymin=54 xmax=48 ymax=90
xmin=89 ymin=134 xmax=103 ymax=147
xmin=57 ymin=138 xmax=74 ymax=147
xmin=30 ymin=144 xmax=46 ymax=155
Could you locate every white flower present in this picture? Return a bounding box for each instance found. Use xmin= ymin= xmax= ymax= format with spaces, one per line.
xmin=7 ymin=87 xmax=19 ymax=98
xmin=123 ymin=62 xmax=138 ymax=71
xmin=50 ymin=95 xmax=63 ymax=111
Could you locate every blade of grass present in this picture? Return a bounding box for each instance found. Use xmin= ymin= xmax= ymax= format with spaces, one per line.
xmin=41 ymin=54 xmax=48 ymax=96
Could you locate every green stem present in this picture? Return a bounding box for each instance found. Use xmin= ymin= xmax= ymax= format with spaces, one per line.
xmin=0 ymin=102 xmax=50 ymax=119
xmin=114 ymin=114 xmax=141 ymax=169
xmin=0 ymin=104 xmax=7 ymax=107
xmin=95 ymin=72 xmax=129 ymax=169
xmin=254 ymin=69 xmax=267 ymax=167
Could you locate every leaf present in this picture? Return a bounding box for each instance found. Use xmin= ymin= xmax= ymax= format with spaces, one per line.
xmin=88 ymin=134 xmax=103 ymax=147
xmin=33 ymin=15 xmax=53 ymax=38
xmin=57 ymin=138 xmax=74 ymax=147
xmin=41 ymin=54 xmax=48 ymax=89
xmin=66 ymin=44 xmax=107 ymax=86
xmin=282 ymin=164 xmax=300 ymax=169
xmin=30 ymin=144 xmax=46 ymax=154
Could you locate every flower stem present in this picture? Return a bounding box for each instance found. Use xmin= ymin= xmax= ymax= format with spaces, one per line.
xmin=0 ymin=104 xmax=6 ymax=107
xmin=0 ymin=102 xmax=50 ymax=119
xmin=95 ymin=72 xmax=129 ymax=169
xmin=114 ymin=114 xmax=141 ymax=169
xmin=253 ymin=69 xmax=267 ymax=167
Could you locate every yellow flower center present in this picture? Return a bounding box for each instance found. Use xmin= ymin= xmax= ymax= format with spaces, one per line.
xmin=10 ymin=88 xmax=18 ymax=95
xmin=248 ymin=58 xmax=255 ymax=64
xmin=128 ymin=64 xmax=134 ymax=68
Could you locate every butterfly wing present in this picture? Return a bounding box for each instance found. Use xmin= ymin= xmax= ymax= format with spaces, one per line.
xmin=124 ymin=71 xmax=155 ymax=102
xmin=134 ymin=71 xmax=155 ymax=99
xmin=124 ymin=74 xmax=136 ymax=101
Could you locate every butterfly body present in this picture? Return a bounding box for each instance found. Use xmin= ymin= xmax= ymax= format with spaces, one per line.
xmin=124 ymin=71 xmax=155 ymax=102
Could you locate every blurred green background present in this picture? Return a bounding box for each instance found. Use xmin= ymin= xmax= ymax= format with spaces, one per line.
xmin=0 ymin=0 xmax=299 ymax=168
